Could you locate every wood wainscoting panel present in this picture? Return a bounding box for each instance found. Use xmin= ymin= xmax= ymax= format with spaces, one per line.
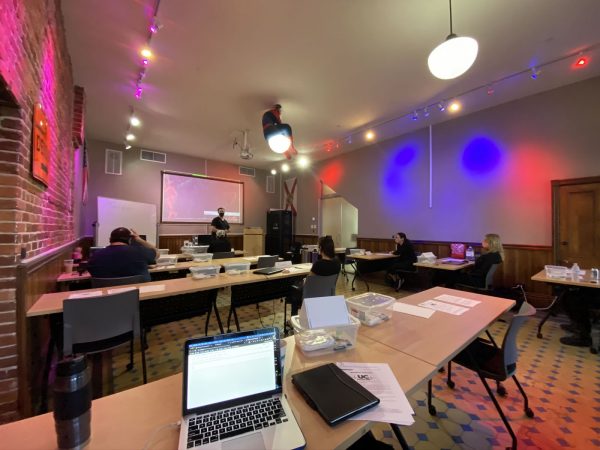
xmin=357 ymin=237 xmax=553 ymax=295
xmin=16 ymin=239 xmax=87 ymax=417
xmin=159 ymin=235 xmax=244 ymax=254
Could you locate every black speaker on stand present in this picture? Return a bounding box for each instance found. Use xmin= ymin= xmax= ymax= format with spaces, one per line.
xmin=265 ymin=210 xmax=292 ymax=256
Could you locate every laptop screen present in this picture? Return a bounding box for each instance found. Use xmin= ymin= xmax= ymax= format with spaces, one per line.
xmin=184 ymin=328 xmax=281 ymax=414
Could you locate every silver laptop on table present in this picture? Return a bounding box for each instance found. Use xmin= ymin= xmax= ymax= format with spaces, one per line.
xmin=179 ymin=328 xmax=305 ymax=450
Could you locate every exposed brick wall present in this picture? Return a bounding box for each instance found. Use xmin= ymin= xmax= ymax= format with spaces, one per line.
xmin=0 ymin=0 xmax=75 ymax=422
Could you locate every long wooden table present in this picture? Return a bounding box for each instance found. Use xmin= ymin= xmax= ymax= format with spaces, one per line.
xmin=531 ymin=269 xmax=600 ymax=338
xmin=0 ymin=336 xmax=437 ymax=450
xmin=413 ymin=259 xmax=474 ymax=271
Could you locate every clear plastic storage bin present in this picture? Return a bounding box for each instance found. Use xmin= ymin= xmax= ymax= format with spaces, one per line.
xmin=157 ymin=249 xmax=169 ymax=255
xmin=189 ymin=265 xmax=220 ymax=279
xmin=180 ymin=245 xmax=209 ymax=254
xmin=222 ymin=262 xmax=251 ymax=275
xmin=545 ymin=265 xmax=568 ymax=278
xmin=290 ymin=315 xmax=360 ymax=356
xmin=346 ymin=292 xmax=395 ymax=326
xmin=156 ymin=255 xmax=177 ymax=266
xmin=193 ymin=253 xmax=213 ymax=262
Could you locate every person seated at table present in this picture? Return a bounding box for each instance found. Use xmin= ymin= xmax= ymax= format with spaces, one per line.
xmin=560 ymin=287 xmax=600 ymax=347
xmin=208 ymin=230 xmax=232 ymax=253
xmin=88 ymin=227 xmax=158 ymax=282
xmin=385 ymin=232 xmax=417 ymax=290
xmin=288 ymin=236 xmax=341 ymax=316
xmin=447 ymin=233 xmax=503 ymax=288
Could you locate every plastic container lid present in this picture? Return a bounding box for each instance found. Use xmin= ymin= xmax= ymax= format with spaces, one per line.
xmin=346 ymin=292 xmax=395 ymax=309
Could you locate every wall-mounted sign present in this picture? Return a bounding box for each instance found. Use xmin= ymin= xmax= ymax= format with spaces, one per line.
xmin=32 ymin=103 xmax=49 ymax=186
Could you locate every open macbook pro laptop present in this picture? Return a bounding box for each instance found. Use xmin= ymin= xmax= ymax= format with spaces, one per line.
xmin=179 ymin=328 xmax=305 ymax=450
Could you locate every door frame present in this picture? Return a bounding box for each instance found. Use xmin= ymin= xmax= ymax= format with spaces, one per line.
xmin=551 ymin=175 xmax=600 ymax=264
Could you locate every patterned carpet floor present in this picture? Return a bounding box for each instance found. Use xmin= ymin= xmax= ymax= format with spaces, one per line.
xmin=110 ymin=276 xmax=600 ymax=449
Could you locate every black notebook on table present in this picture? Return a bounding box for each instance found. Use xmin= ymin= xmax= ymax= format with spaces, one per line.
xmin=291 ymin=363 xmax=380 ymax=426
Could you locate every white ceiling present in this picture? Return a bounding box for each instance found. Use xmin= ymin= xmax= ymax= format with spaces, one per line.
xmin=62 ymin=0 xmax=600 ymax=168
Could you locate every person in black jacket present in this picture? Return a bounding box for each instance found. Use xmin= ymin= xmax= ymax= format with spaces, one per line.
xmin=452 ymin=233 xmax=504 ymax=288
xmin=386 ymin=232 xmax=417 ymax=290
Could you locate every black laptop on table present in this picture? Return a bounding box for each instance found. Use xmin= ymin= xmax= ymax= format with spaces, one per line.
xmin=178 ymin=328 xmax=305 ymax=450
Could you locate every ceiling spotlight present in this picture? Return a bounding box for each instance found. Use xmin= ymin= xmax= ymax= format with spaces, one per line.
xmin=140 ymin=48 xmax=153 ymax=58
xmin=365 ymin=131 xmax=375 ymax=141
xmin=437 ymin=102 xmax=446 ymax=112
xmin=270 ymin=169 xmax=277 ymax=175
xmin=427 ymin=0 xmax=478 ymax=80
xmin=411 ymin=111 xmax=419 ymax=121
xmin=448 ymin=101 xmax=461 ymax=113
xmin=487 ymin=85 xmax=495 ymax=96
xmin=346 ymin=136 xmax=352 ymax=145
xmin=262 ymin=104 xmax=293 ymax=154
xmin=574 ymin=56 xmax=588 ymax=68
xmin=142 ymin=59 xmax=149 ymax=66
xmin=150 ymin=18 xmax=163 ymax=34
xmin=126 ymin=133 xmax=136 ymax=141
xmin=530 ymin=67 xmax=541 ymax=79
xmin=125 ymin=144 xmax=132 ymax=150
xmin=423 ymin=107 xmax=430 ymax=118
xmin=130 ymin=116 xmax=141 ymax=127
xmin=297 ymin=156 xmax=310 ymax=168
xmin=281 ymin=163 xmax=290 ymax=173
xmin=135 ymin=86 xmax=143 ymax=99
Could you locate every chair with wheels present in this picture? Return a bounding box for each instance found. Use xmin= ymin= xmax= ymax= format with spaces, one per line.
xmin=428 ymin=302 xmax=536 ymax=450
xmin=63 ymin=289 xmax=147 ymax=398
xmin=341 ymin=248 xmax=358 ymax=282
xmin=90 ymin=274 xmax=147 ymax=288
xmin=283 ymin=273 xmax=339 ymax=334
xmin=455 ymin=263 xmax=500 ymax=293
xmin=212 ymin=251 xmax=235 ymax=259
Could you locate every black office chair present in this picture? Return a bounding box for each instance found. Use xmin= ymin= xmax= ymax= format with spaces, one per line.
xmin=63 ymin=289 xmax=147 ymax=397
xmin=283 ymin=273 xmax=339 ymax=334
xmin=341 ymin=248 xmax=358 ymax=281
xmin=257 ymin=256 xmax=277 ymax=269
xmin=90 ymin=275 xmax=147 ymax=288
xmin=212 ymin=251 xmax=235 ymax=259
xmin=428 ymin=302 xmax=536 ymax=450
xmin=455 ymin=263 xmax=501 ymax=293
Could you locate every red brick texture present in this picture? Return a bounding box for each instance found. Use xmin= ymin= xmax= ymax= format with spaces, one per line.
xmin=0 ymin=0 xmax=76 ymax=422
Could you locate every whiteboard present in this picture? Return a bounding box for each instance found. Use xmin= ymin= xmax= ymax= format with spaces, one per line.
xmin=97 ymin=196 xmax=157 ymax=246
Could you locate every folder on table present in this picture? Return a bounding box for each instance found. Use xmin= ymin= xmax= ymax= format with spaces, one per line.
xmin=292 ymin=363 xmax=380 ymax=426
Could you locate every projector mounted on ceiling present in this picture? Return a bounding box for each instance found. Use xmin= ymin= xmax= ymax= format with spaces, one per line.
xmin=233 ymin=130 xmax=253 ymax=160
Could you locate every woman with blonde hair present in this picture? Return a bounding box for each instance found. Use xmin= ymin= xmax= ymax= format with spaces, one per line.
xmin=453 ymin=233 xmax=503 ymax=288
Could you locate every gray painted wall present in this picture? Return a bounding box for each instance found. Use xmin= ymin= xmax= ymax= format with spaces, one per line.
xmin=81 ymin=139 xmax=281 ymax=238
xmin=293 ymin=76 xmax=600 ymax=246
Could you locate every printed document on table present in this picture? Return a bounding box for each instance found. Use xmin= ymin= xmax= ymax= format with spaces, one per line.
xmin=434 ymin=294 xmax=480 ymax=307
xmin=68 ymin=291 xmax=103 ymax=299
xmin=139 ymin=284 xmax=166 ymax=293
xmin=392 ymin=302 xmax=435 ymax=318
xmin=336 ymin=362 xmax=415 ymax=426
xmin=419 ymin=299 xmax=469 ymax=316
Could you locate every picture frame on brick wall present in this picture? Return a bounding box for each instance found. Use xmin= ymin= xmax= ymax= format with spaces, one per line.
xmin=32 ymin=103 xmax=49 ymax=186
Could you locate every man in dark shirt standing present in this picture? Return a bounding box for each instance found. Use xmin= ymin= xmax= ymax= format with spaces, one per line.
xmin=211 ymin=207 xmax=230 ymax=235
xmin=88 ymin=227 xmax=158 ymax=282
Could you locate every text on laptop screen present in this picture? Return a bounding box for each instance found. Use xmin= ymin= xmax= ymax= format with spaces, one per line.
xmin=187 ymin=330 xmax=277 ymax=409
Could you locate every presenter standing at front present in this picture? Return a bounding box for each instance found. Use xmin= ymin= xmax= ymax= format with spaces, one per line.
xmin=211 ymin=207 xmax=230 ymax=235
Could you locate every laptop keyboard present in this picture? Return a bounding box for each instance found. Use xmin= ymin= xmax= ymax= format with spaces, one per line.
xmin=186 ymin=397 xmax=288 ymax=448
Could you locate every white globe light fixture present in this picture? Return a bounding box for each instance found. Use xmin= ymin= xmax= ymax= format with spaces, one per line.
xmin=267 ymin=133 xmax=292 ymax=153
xmin=428 ymin=0 xmax=478 ymax=80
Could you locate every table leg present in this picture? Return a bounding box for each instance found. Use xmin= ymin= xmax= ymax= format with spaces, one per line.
xmin=537 ymin=287 xmax=566 ymax=339
xmin=390 ymin=423 xmax=410 ymax=450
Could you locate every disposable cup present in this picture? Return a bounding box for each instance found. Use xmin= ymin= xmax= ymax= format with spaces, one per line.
xmin=64 ymin=259 xmax=74 ymax=273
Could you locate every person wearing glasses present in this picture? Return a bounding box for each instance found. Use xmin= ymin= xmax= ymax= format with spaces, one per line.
xmin=385 ymin=232 xmax=417 ymax=290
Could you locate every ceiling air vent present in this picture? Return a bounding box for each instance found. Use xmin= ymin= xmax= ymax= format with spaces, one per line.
xmin=266 ymin=175 xmax=275 ymax=193
xmin=105 ymin=149 xmax=122 ymax=175
xmin=140 ymin=149 xmax=167 ymax=164
xmin=239 ymin=166 xmax=255 ymax=177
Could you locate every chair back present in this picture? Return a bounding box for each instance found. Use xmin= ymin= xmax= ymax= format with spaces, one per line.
xmin=303 ymin=274 xmax=338 ymax=298
xmin=257 ymin=256 xmax=277 ymax=269
xmin=212 ymin=251 xmax=235 ymax=259
xmin=91 ymin=275 xmax=147 ymax=288
xmin=450 ymin=243 xmax=466 ymax=259
xmin=501 ymin=301 xmax=536 ymax=376
xmin=63 ymin=289 xmax=141 ymax=355
xmin=484 ymin=263 xmax=500 ymax=290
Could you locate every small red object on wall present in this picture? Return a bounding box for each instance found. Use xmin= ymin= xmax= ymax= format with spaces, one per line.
xmin=32 ymin=103 xmax=49 ymax=186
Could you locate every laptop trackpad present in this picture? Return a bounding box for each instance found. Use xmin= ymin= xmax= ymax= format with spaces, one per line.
xmin=222 ymin=432 xmax=266 ymax=450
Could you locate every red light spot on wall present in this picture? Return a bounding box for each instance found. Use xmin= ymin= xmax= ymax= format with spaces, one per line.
xmin=319 ymin=160 xmax=344 ymax=188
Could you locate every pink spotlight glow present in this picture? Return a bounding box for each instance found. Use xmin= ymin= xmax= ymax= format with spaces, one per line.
xmin=135 ymin=86 xmax=143 ymax=99
xmin=142 ymin=59 xmax=149 ymax=66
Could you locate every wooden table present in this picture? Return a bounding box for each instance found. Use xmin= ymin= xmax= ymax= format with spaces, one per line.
xmin=531 ymin=269 xmax=600 ymax=338
xmin=349 ymin=253 xmax=398 ymax=291
xmin=0 ymin=336 xmax=437 ymax=450
xmin=413 ymin=259 xmax=474 ymax=271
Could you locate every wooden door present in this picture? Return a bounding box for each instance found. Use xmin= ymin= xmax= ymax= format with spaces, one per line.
xmin=553 ymin=177 xmax=600 ymax=268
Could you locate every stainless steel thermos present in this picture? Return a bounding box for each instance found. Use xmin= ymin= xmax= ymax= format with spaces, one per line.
xmin=53 ymin=356 xmax=92 ymax=449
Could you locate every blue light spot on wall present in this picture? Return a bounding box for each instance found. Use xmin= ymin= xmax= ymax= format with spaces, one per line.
xmin=383 ymin=146 xmax=416 ymax=191
xmin=462 ymin=137 xmax=502 ymax=174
